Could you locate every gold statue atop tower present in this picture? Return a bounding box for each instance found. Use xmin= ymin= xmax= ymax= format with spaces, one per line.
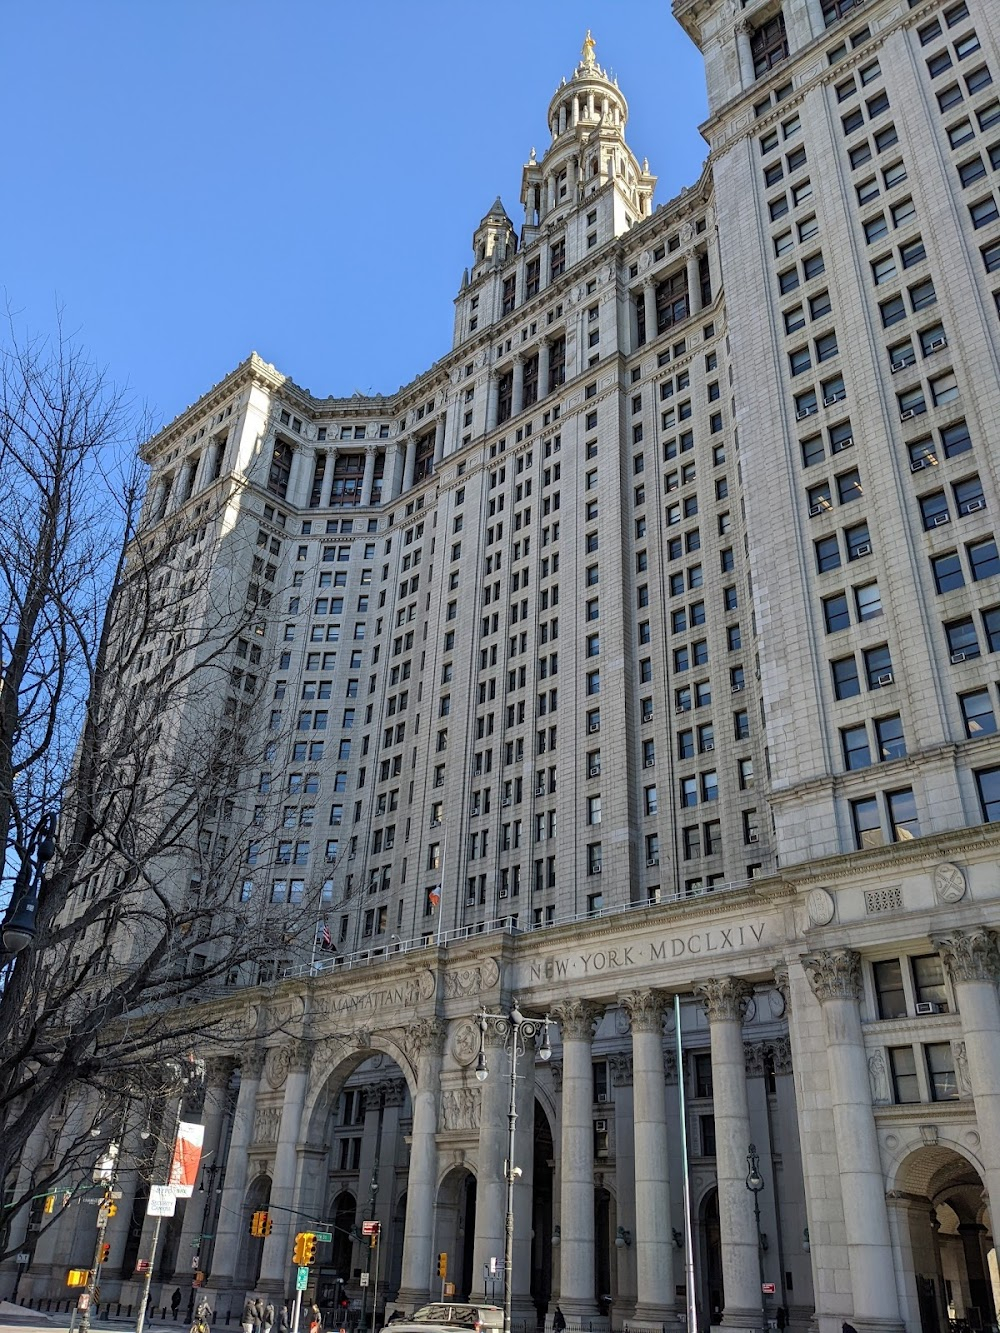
xmin=582 ymin=30 xmax=596 ymax=69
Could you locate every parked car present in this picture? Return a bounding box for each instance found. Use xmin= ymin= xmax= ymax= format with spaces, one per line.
xmin=379 ymin=1305 xmax=504 ymax=1333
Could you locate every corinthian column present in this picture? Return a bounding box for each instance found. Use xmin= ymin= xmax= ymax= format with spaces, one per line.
xmin=402 ymin=439 xmax=416 ymax=493
xmin=512 ymin=354 xmax=525 ymax=418
xmin=209 ymin=1050 xmax=265 ymax=1300
xmin=360 ymin=446 xmax=377 ymax=505
xmin=697 ymin=977 xmax=759 ymax=1331
xmin=552 ymin=999 xmax=603 ymax=1318
xmin=176 ymin=1057 xmax=235 ymax=1278
xmin=398 ymin=1019 xmax=446 ymax=1306
xmin=934 ymin=929 xmax=1000 ymax=1219
xmin=802 ymin=949 xmax=903 ymax=1333
xmin=620 ymin=991 xmax=674 ymax=1321
xmin=258 ymin=1043 xmax=311 ymax=1294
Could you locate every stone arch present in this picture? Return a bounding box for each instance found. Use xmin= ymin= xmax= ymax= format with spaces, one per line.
xmin=236 ymin=1172 xmax=271 ymax=1289
xmin=436 ymin=1163 xmax=478 ymax=1301
xmin=301 ymin=1031 xmax=417 ymax=1143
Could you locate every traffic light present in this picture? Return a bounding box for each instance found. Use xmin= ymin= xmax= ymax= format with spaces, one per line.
xmin=107 ymin=1203 xmax=118 ymax=1217
xmin=293 ymin=1232 xmax=317 ymax=1266
xmin=250 ymin=1210 xmax=267 ymax=1237
xmin=43 ymin=1195 xmax=55 ymax=1215
xmin=99 ymin=1244 xmax=111 ymax=1264
xmin=264 ymin=1213 xmax=273 ymax=1236
xmin=437 ymin=1252 xmax=447 ymax=1278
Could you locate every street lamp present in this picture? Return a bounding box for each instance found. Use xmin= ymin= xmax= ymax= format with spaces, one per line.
xmin=475 ymin=1000 xmax=551 ymax=1333
xmin=745 ymin=1143 xmax=767 ymax=1333
xmin=2 ymin=812 xmax=56 ymax=955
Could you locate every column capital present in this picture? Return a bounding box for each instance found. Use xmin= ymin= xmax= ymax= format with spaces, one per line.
xmin=773 ymin=965 xmax=791 ymax=1014
xmin=287 ymin=1040 xmax=312 ymax=1075
xmin=407 ymin=1017 xmax=447 ymax=1058
xmin=696 ymin=976 xmax=752 ymax=1023
xmin=364 ymin=442 xmax=378 ymax=455
xmin=241 ymin=1048 xmax=267 ymax=1079
xmin=735 ymin=17 xmax=752 ymax=34
xmin=744 ymin=1041 xmax=768 ymax=1078
xmin=203 ymin=1055 xmax=236 ymax=1088
xmin=552 ymin=998 xmax=603 ymax=1040
xmin=803 ymin=947 xmax=862 ymax=1001
xmin=932 ymin=927 xmax=1000 ymax=984
xmin=619 ymin=989 xmax=668 ymax=1033
xmin=608 ymin=1052 xmax=633 ymax=1087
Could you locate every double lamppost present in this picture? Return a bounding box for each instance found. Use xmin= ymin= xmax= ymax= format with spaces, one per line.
xmin=745 ymin=1143 xmax=767 ymax=1333
xmin=474 ymin=1001 xmax=551 ymax=1333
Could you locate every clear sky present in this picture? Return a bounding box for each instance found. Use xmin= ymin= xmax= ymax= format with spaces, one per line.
xmin=2 ymin=2 xmax=708 ymax=432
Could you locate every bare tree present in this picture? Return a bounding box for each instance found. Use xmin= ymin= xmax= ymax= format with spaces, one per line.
xmin=0 ymin=321 xmax=309 ymax=1260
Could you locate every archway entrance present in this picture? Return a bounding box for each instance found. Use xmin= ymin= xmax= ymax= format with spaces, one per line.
xmin=894 ymin=1144 xmax=998 ymax=1333
xmin=436 ymin=1167 xmax=477 ymax=1301
xmin=699 ymin=1188 xmax=722 ymax=1331
xmin=237 ymin=1174 xmax=271 ymax=1289
xmin=531 ymin=1101 xmax=555 ymax=1317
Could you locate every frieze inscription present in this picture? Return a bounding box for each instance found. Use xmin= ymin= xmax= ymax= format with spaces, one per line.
xmin=528 ymin=921 xmax=767 ymax=982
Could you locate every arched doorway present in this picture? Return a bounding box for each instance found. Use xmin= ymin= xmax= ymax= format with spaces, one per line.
xmin=436 ymin=1167 xmax=477 ymax=1301
xmin=237 ymin=1174 xmax=272 ymax=1289
xmin=893 ymin=1144 xmax=998 ymax=1333
xmin=595 ymin=1187 xmax=612 ymax=1316
xmin=699 ymin=1188 xmax=722 ymax=1331
xmin=531 ymin=1101 xmax=555 ymax=1317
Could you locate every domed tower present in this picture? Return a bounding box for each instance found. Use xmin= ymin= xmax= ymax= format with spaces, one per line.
xmin=470 ymin=196 xmax=517 ymax=280
xmin=520 ymin=32 xmax=655 ymax=245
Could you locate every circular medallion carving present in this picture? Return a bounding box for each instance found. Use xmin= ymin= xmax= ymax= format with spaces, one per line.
xmin=966 ymin=1131 xmax=981 ymax=1149
xmin=805 ymin=887 xmax=836 ymax=927
xmin=264 ymin=1046 xmax=291 ymax=1090
xmin=884 ymin=1134 xmax=898 ymax=1151
xmin=769 ymin=988 xmax=786 ymax=1019
xmin=934 ymin=861 xmax=967 ymax=904
xmin=451 ymin=1020 xmax=480 ymax=1067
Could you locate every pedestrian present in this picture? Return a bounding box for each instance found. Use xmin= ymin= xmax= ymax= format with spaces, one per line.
xmin=263 ymin=1301 xmax=275 ymax=1333
xmin=552 ymin=1307 xmax=566 ymax=1333
xmin=308 ymin=1300 xmax=322 ymax=1333
xmin=254 ymin=1297 xmax=265 ymax=1333
xmin=172 ymin=1290 xmax=183 ymax=1319
xmin=193 ymin=1297 xmax=213 ymax=1333
xmin=279 ymin=1304 xmax=291 ymax=1333
xmin=242 ymin=1297 xmax=256 ymax=1333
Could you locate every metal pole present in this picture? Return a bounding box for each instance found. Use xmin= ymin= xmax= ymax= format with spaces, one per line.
xmin=502 ymin=1014 xmax=519 ymax=1333
xmin=675 ymin=994 xmax=699 ymax=1333
xmin=372 ymin=1230 xmax=382 ymax=1332
xmin=754 ymin=1190 xmax=766 ymax=1333
xmin=135 ymin=1214 xmax=163 ymax=1333
xmin=292 ymin=1288 xmax=303 ymax=1333
xmin=78 ymin=1201 xmax=111 ymax=1333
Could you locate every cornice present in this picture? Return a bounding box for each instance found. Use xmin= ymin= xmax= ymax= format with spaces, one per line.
xmin=774 ymin=821 xmax=1000 ymax=891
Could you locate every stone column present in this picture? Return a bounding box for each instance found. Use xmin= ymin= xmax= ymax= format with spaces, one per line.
xmin=735 ymin=21 xmax=755 ymax=89
xmin=360 ymin=446 xmax=377 ymax=506
xmin=686 ymin=251 xmax=703 ymax=317
xmin=538 ymin=340 xmax=551 ymax=402
xmin=620 ymin=991 xmax=674 ymax=1320
xmin=258 ymin=1043 xmax=311 ymax=1295
xmin=935 ymin=929 xmax=1000 ymax=1228
xmin=512 ymin=354 xmax=525 ymax=419
xmin=642 ymin=279 xmax=656 ymax=349
xmin=697 ymin=978 xmax=759 ymax=1331
xmin=398 ymin=1020 xmax=446 ymax=1305
xmin=706 ymin=220 xmax=721 ymax=306
xmin=284 ymin=448 xmax=307 ymax=508
xmin=176 ymin=1058 xmax=234 ymax=1282
xmin=2 ymin=1113 xmax=51 ymax=1273
xmin=802 ymin=949 xmax=903 ymax=1333
xmin=401 ymin=439 xmax=416 ymax=494
xmin=474 ymin=1026 xmax=510 ymax=1289
xmin=433 ymin=415 xmax=447 ymax=465
xmin=486 ymin=371 xmax=500 ymax=433
xmin=209 ymin=1051 xmax=265 ymax=1297
xmin=552 ymin=999 xmax=602 ymax=1318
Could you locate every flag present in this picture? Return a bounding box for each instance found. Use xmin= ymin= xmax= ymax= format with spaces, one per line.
xmin=320 ymin=922 xmax=335 ymax=952
xmin=168 ymin=1121 xmax=204 ymax=1197
xmin=428 ymin=885 xmax=441 ymax=909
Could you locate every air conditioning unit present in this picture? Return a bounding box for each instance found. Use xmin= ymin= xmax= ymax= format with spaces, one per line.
xmin=910 ymin=457 xmax=929 ymax=472
xmin=647 ymin=857 xmax=660 ymax=867
xmin=644 ymin=757 xmax=655 ymax=768
xmin=915 ymin=1000 xmax=943 ymax=1015
xmin=498 ymin=888 xmax=509 ymax=899
xmin=595 ymin=1118 xmax=608 ymax=1133
xmin=809 ymin=503 xmax=826 ymax=517
xmin=927 ymin=335 xmax=948 ymax=351
xmin=748 ymin=831 xmax=760 ymax=843
xmin=535 ymin=785 xmax=545 ymax=797
xmin=732 ymin=682 xmax=745 ymax=693
xmin=431 ymin=818 xmax=441 ymax=827
xmin=900 ymin=408 xmax=917 ymax=421
xmin=704 ymin=741 xmax=715 ymax=751
xmin=597 ymin=1093 xmax=609 ymax=1103
xmin=824 ymin=391 xmax=846 ymax=405
xmin=589 ymin=722 xmax=601 ymax=733
xmin=854 ymin=542 xmax=872 ymax=557
xmin=932 ymin=512 xmax=951 ymax=526
xmin=796 ymin=406 xmax=818 ymax=420
xmin=384 ymin=838 xmax=394 ymax=849
xmin=591 ymin=863 xmax=603 ymax=875
xmin=501 ymin=797 xmax=512 ymax=807
xmin=877 ymin=671 xmax=894 ymax=686
xmin=589 ymin=765 xmax=601 ymax=777
xmin=832 ymin=436 xmax=855 ymax=452
xmin=950 ymin=651 xmax=967 ymax=664
xmin=890 ymin=360 xmax=912 ymax=374
xmin=676 ymin=703 xmax=691 ymax=713
xmin=963 ymin=498 xmax=986 ymax=514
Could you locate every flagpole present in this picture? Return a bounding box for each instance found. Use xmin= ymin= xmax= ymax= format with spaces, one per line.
xmin=437 ymin=819 xmax=448 ymax=947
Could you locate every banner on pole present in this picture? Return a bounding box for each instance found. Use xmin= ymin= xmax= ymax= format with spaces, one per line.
xmin=147 ymin=1185 xmax=177 ymax=1217
xmin=168 ymin=1121 xmax=204 ymax=1198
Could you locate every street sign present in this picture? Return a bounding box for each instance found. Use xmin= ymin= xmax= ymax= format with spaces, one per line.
xmin=136 ymin=1261 xmax=151 ymax=1272
xmin=314 ymin=1230 xmax=333 ymax=1242
xmin=489 ymin=1257 xmax=498 ymax=1275
xmin=148 ymin=1185 xmax=177 ymax=1217
xmin=361 ymin=1221 xmax=379 ymax=1236
xmin=296 ymin=1266 xmax=309 ymax=1292
xmin=762 ymin=1283 xmax=776 ymax=1295
xmin=359 ymin=1273 xmax=370 ymax=1288
xmin=16 ymin=1253 xmax=30 ymax=1265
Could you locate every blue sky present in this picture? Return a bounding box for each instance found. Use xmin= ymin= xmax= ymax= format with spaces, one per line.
xmin=2 ymin=2 xmax=708 ymax=430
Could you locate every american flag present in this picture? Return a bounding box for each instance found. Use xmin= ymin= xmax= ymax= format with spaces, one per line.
xmin=320 ymin=922 xmax=334 ymax=952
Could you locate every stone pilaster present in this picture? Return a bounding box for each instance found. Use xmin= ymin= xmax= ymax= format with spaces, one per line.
xmin=257 ymin=1043 xmax=311 ymax=1295
xmin=398 ymin=1019 xmax=446 ymax=1306
xmin=208 ymin=1050 xmax=265 ymax=1299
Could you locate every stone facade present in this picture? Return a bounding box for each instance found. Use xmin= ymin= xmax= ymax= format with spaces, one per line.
xmin=7 ymin=5 xmax=1000 ymax=1333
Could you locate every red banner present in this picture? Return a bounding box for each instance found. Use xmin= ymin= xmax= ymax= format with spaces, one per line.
xmin=167 ymin=1121 xmax=204 ymax=1198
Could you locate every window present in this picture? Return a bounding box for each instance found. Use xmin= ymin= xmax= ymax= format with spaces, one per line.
xmin=889 ymin=1046 xmax=919 ymax=1103
xmin=969 ymin=539 xmax=1000 ymax=582
xmin=875 ymin=714 xmax=906 ymax=760
xmin=932 ymin=551 xmax=964 ymax=593
xmin=851 ymin=795 xmax=883 ymax=848
xmin=976 ymin=765 xmax=1000 ymax=820
xmin=971 ymin=197 xmax=1000 ymax=229
xmin=864 ymin=644 xmax=893 ymax=688
xmin=887 ymin=787 xmax=920 ymax=840
xmin=874 ymin=958 xmax=906 ymax=1019
xmin=832 ymin=655 xmax=861 ymax=699
xmin=816 ymin=535 xmax=841 ymax=573
xmin=926 ymin=1042 xmax=959 ymax=1101
xmin=842 ymin=724 xmax=871 ymax=770
xmin=751 ymin=13 xmax=789 ymax=76
xmin=961 ymin=689 xmax=997 ymax=737
xmin=824 ymin=592 xmax=850 ymax=633
xmin=946 ymin=616 xmax=980 ymax=659
xmin=855 ymin=581 xmax=882 ymax=621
